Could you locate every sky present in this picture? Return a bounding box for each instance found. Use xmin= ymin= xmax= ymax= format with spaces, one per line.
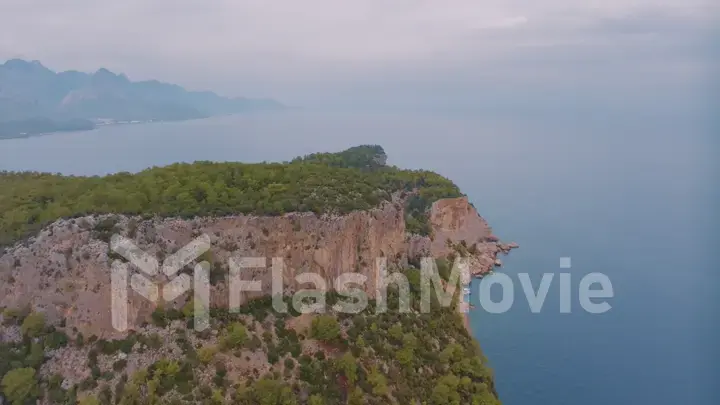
xmin=0 ymin=0 xmax=717 ymax=112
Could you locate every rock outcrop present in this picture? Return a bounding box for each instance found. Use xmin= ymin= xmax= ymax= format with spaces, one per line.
xmin=0 ymin=196 xmax=515 ymax=338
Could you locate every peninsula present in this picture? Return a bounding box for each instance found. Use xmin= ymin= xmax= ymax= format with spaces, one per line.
xmin=0 ymin=145 xmax=514 ymax=405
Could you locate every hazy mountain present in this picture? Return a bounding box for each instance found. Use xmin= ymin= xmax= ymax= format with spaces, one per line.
xmin=0 ymin=59 xmax=283 ymax=137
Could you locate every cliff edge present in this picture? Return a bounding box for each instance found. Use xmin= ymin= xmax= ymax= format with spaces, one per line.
xmin=0 ymin=195 xmax=514 ymax=338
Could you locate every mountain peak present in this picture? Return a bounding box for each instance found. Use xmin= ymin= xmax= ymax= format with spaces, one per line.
xmin=2 ymin=59 xmax=50 ymax=73
xmin=94 ymin=67 xmax=113 ymax=75
xmin=92 ymin=68 xmax=129 ymax=84
xmin=0 ymin=59 xmax=284 ymax=126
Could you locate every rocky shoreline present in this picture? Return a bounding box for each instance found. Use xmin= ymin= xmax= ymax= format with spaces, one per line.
xmin=462 ymin=240 xmax=518 ymax=336
xmin=489 ymin=241 xmax=519 ymax=272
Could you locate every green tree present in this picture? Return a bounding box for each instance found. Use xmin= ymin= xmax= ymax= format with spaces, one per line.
xmin=395 ymin=347 xmax=414 ymax=367
xmin=197 ymin=345 xmax=218 ymax=364
xmin=221 ymin=322 xmax=248 ymax=349
xmin=117 ymin=381 xmax=141 ymax=405
xmin=1 ymin=308 xmax=23 ymax=325
xmin=310 ymin=315 xmax=340 ymax=342
xmin=347 ymin=387 xmax=364 ymax=405
xmin=430 ymin=374 xmax=462 ymax=405
xmin=210 ymin=389 xmax=225 ymax=405
xmin=388 ymin=323 xmax=403 ymax=342
xmin=182 ymin=299 xmax=206 ymax=318
xmin=336 ymin=352 xmax=357 ymax=384
xmin=24 ymin=341 xmax=44 ymax=368
xmin=1 ymin=368 xmax=39 ymax=405
xmin=402 ymin=333 xmax=418 ymax=350
xmin=78 ymin=396 xmax=100 ymax=405
xmin=307 ymin=394 xmax=325 ymax=405
xmin=20 ymin=312 xmax=45 ymax=337
xmin=439 ymin=343 xmax=463 ymax=365
xmin=236 ymin=377 xmax=297 ymax=405
xmin=367 ymin=367 xmax=388 ymax=396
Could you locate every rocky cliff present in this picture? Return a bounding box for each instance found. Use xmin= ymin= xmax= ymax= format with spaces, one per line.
xmin=0 ymin=196 xmax=514 ymax=338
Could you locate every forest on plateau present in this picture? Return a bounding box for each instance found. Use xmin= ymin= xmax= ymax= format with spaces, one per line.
xmin=0 ymin=145 xmax=462 ymax=246
xmin=0 ymin=145 xmax=502 ymax=405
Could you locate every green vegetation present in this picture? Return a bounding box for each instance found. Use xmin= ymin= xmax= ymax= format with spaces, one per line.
xmin=198 ymin=345 xmax=219 ymax=364
xmin=1 ymin=367 xmax=39 ymax=405
xmin=0 ymin=145 xmax=461 ymax=245
xmin=1 ymin=310 xmax=71 ymax=398
xmin=77 ymin=396 xmax=100 ymax=405
xmin=20 ymin=312 xmax=45 ymax=338
xmin=310 ymin=315 xmax=341 ymax=342
xmin=291 ymin=145 xmax=387 ymax=170
xmin=0 ymin=147 xmax=497 ymax=404
xmin=221 ymin=322 xmax=248 ymax=349
xmin=2 ymin=307 xmax=25 ymax=325
xmin=235 ymin=376 xmax=296 ymax=405
xmin=0 ymin=262 xmax=499 ymax=404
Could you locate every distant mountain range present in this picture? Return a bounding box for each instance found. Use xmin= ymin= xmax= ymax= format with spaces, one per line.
xmin=0 ymin=59 xmax=283 ymax=138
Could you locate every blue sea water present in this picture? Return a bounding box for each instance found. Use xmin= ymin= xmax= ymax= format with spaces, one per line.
xmin=0 ymin=111 xmax=715 ymax=404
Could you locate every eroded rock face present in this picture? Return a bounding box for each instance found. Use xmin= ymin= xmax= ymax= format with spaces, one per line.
xmin=0 ymin=197 xmax=513 ymax=337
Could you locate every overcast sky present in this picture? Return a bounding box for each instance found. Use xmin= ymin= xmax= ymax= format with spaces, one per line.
xmin=0 ymin=0 xmax=717 ymax=111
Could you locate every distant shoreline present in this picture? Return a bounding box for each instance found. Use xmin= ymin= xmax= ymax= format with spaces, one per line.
xmin=0 ymin=110 xmax=289 ymax=141
xmin=0 ymin=117 xmax=194 ymax=140
xmin=0 ymin=127 xmax=94 ymax=141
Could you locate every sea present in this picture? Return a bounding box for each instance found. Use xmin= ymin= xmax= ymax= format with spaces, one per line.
xmin=0 ymin=110 xmax=715 ymax=404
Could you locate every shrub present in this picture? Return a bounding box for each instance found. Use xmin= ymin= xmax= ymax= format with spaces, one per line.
xmin=113 ymin=359 xmax=128 ymax=371
xmin=24 ymin=341 xmax=45 ymax=368
xmin=2 ymin=307 xmax=23 ymax=325
xmin=45 ymin=330 xmax=69 ymax=349
xmin=311 ymin=315 xmax=340 ymax=342
xmin=151 ymin=308 xmax=168 ymax=327
xmin=92 ymin=218 xmax=118 ymax=242
xmin=87 ymin=349 xmax=99 ymax=368
xmin=146 ymin=333 xmax=163 ymax=349
xmin=20 ymin=312 xmax=45 ymax=337
xmin=79 ymin=395 xmax=100 ymax=405
xmin=79 ymin=377 xmax=97 ymax=391
xmin=198 ymin=345 xmax=218 ymax=364
xmin=247 ymin=335 xmax=263 ymax=351
xmin=221 ymin=322 xmax=248 ymax=349
xmin=267 ymin=345 xmax=280 ymax=365
xmin=234 ymin=377 xmax=295 ymax=405
xmin=98 ymin=384 xmax=113 ymax=405
xmin=1 ymin=368 xmax=39 ymax=405
xmin=118 ymin=335 xmax=137 ymax=353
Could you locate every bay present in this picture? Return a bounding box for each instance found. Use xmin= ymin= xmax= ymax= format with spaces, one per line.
xmin=0 ymin=110 xmax=714 ymax=404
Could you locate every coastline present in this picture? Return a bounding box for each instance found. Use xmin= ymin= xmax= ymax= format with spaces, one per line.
xmin=0 ymin=111 xmax=290 ymax=141
xmin=461 ymin=243 xmax=517 ymax=334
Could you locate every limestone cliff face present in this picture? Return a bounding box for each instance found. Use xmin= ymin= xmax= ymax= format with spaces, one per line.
xmin=0 ymin=196 xmax=513 ymax=338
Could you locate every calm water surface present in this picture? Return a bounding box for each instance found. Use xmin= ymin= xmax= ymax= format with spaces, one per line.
xmin=0 ymin=111 xmax=715 ymax=404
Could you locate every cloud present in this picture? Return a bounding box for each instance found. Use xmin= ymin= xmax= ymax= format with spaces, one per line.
xmin=491 ymin=16 xmax=529 ymax=29
xmin=0 ymin=0 xmax=716 ymax=105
